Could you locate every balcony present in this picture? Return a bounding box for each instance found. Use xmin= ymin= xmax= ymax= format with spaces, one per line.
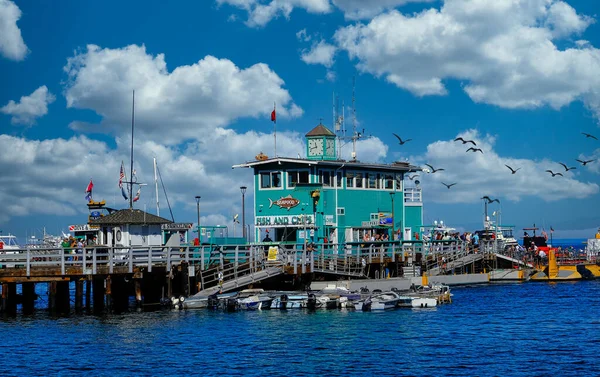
xmin=404 ymin=187 xmax=422 ymax=204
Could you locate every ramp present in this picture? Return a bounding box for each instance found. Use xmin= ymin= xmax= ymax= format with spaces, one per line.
xmin=193 ymin=266 xmax=284 ymax=297
xmin=494 ymin=253 xmax=533 ymax=268
xmin=428 ymin=253 xmax=484 ymax=276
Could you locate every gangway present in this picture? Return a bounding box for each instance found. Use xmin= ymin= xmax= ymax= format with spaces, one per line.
xmin=194 ymin=265 xmax=284 ymax=296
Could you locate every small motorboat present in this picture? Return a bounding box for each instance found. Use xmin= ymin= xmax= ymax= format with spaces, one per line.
xmin=354 ymin=291 xmax=400 ymax=311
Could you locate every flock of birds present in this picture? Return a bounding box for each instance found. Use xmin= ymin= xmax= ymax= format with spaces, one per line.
xmin=393 ymin=132 xmax=598 ymax=189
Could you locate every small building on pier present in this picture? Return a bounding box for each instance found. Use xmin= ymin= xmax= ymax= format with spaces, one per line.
xmin=90 ymin=209 xmax=174 ymax=247
xmin=233 ymin=123 xmax=424 ymax=246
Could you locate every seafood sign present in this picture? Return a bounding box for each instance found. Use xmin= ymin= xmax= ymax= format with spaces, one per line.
xmin=269 ymin=195 xmax=300 ymax=210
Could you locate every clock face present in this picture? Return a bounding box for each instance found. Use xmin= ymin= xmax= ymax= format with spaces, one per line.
xmin=326 ymin=139 xmax=335 ymax=156
xmin=308 ymin=138 xmax=324 ymax=156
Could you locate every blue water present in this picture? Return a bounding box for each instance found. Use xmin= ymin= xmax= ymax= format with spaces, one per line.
xmin=1 ymin=281 xmax=599 ymax=376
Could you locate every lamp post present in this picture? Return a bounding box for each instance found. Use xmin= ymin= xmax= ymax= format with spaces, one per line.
xmin=334 ymin=164 xmax=345 ymax=247
xmin=390 ymin=192 xmax=395 ymax=239
xmin=240 ymin=186 xmax=247 ymax=239
xmin=195 ymin=195 xmax=201 ymax=242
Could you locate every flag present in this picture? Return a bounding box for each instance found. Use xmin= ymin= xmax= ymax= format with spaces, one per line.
xmin=133 ymin=187 xmax=141 ymax=202
xmin=85 ymin=179 xmax=93 ymax=201
xmin=271 ymin=103 xmax=276 ymax=124
xmin=233 ymin=214 xmax=239 ymax=224
xmin=119 ymin=161 xmax=128 ymax=200
xmin=550 ymin=227 xmax=554 ymax=233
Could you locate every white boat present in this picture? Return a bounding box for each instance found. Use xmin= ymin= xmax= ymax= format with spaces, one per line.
xmin=355 ymin=291 xmax=400 ymax=311
xmin=270 ymin=293 xmax=308 ymax=309
xmin=237 ymin=290 xmax=274 ymax=310
xmin=0 ymin=234 xmax=22 ymax=268
xmin=396 ymin=295 xmax=437 ymax=308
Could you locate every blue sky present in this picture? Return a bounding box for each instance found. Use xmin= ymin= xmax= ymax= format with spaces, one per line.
xmin=1 ymin=0 xmax=599 ymax=241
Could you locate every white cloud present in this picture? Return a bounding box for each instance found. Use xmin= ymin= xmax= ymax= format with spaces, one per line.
xmin=296 ymin=28 xmax=311 ymax=42
xmin=216 ymin=0 xmax=332 ymax=27
xmin=1 ymin=86 xmax=56 ymax=125
xmin=0 ymin=0 xmax=28 ymax=61
xmin=301 ymin=40 xmax=337 ymax=68
xmin=332 ymin=0 xmax=435 ymax=20
xmin=410 ymin=129 xmax=599 ymax=204
xmin=334 ymin=0 xmax=600 ymax=118
xmin=325 ymin=70 xmax=336 ymax=81
xmin=63 ymin=44 xmax=302 ymax=144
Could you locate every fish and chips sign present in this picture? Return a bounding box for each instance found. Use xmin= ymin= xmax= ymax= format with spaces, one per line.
xmin=256 ymin=215 xmax=314 ymax=227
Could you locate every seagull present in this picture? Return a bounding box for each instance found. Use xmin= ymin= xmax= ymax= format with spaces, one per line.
xmin=466 ymin=147 xmax=483 ymax=153
xmin=454 ymin=137 xmax=477 ymax=146
xmin=558 ymin=162 xmax=576 ymax=172
xmin=442 ymin=182 xmax=457 ymax=189
xmin=425 ymin=163 xmax=445 ymax=173
xmin=505 ymin=164 xmax=521 ymax=174
xmin=576 ymin=159 xmax=596 ymax=166
xmin=581 ymin=132 xmax=598 ymax=140
xmin=546 ymin=170 xmax=563 ymax=177
xmin=407 ymin=174 xmax=420 ymax=180
xmin=392 ymin=133 xmax=412 ymax=145
xmin=481 ymin=196 xmax=500 ymax=203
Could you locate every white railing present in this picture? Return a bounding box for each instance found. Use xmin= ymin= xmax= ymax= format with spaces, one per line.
xmin=404 ymin=187 xmax=422 ymax=203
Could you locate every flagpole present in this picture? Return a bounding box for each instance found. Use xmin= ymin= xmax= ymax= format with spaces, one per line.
xmin=273 ymin=101 xmax=277 ymax=157
xmin=129 ymin=90 xmax=135 ymax=210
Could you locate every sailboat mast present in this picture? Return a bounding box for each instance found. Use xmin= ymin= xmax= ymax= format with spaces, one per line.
xmin=129 ymin=90 xmax=135 ymax=209
xmin=154 ymin=157 xmax=159 ymax=216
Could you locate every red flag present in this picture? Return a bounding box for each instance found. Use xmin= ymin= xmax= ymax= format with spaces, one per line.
xmin=271 ymin=109 xmax=276 ymax=123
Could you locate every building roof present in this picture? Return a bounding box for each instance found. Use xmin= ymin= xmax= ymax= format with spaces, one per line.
xmin=90 ymin=209 xmax=173 ymax=226
xmin=233 ymin=157 xmax=421 ymax=172
xmin=305 ymin=123 xmax=335 ymax=137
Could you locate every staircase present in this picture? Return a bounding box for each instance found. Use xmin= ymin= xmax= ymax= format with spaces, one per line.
xmin=193 ymin=266 xmax=284 ymax=297
xmin=427 ymin=253 xmax=484 ymax=276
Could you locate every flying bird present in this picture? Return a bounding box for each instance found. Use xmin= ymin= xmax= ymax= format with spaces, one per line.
xmin=546 ymin=170 xmax=563 ymax=177
xmin=481 ymin=196 xmax=500 ymax=203
xmin=454 ymin=137 xmax=477 ymax=146
xmin=407 ymin=174 xmax=420 ymax=180
xmin=581 ymin=132 xmax=598 ymax=140
xmin=466 ymin=147 xmax=483 ymax=153
xmin=505 ymin=164 xmax=521 ymax=174
xmin=425 ymin=164 xmax=445 ymax=173
xmin=558 ymin=162 xmax=576 ymax=172
xmin=441 ymin=182 xmax=457 ymax=189
xmin=392 ymin=133 xmax=412 ymax=145
xmin=576 ymin=159 xmax=596 ymax=166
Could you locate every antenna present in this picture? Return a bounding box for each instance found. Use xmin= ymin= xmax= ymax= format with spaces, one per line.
xmin=351 ymin=76 xmax=359 ymax=161
xmin=129 ymin=90 xmax=135 ymax=209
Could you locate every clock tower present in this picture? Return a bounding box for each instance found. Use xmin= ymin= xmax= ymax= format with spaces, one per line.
xmin=306 ymin=123 xmax=336 ymax=161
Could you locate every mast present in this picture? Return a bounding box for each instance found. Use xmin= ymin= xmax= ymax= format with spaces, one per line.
xmin=129 ymin=90 xmax=135 ymax=209
xmin=154 ymin=157 xmax=159 ymax=216
xmin=351 ymin=76 xmax=358 ymax=161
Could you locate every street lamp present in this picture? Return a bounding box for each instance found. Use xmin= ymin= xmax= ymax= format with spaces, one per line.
xmin=240 ymin=186 xmax=247 ymax=239
xmin=390 ymin=192 xmax=396 ymax=240
xmin=334 ymin=164 xmax=345 ymax=247
xmin=195 ymin=195 xmax=201 ymax=241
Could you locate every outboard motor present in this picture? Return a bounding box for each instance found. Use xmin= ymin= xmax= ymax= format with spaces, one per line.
xmin=280 ymin=294 xmax=289 ymax=310
xmin=306 ymin=293 xmax=317 ymax=310
xmin=360 ymin=286 xmax=369 ymax=293
xmin=362 ymin=297 xmax=372 ymax=312
xmin=207 ymin=294 xmax=219 ymax=310
xmin=226 ymin=298 xmax=238 ymax=312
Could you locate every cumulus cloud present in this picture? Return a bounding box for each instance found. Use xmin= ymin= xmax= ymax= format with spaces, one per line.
xmin=216 ymin=0 xmax=332 ymax=27
xmin=296 ymin=28 xmax=311 ymax=42
xmin=334 ymin=0 xmax=600 ymax=119
xmin=1 ymin=86 xmax=56 ymax=125
xmin=301 ymin=40 xmax=337 ymax=68
xmin=332 ymin=0 xmax=435 ymax=20
xmin=0 ymin=0 xmax=28 ymax=61
xmin=410 ymin=129 xmax=599 ymax=204
xmin=63 ymin=44 xmax=302 ymax=144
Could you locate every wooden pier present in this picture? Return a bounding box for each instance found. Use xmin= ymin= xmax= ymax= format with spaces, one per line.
xmin=0 ymin=240 xmax=502 ymax=315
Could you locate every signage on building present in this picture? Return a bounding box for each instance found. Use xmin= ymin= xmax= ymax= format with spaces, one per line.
xmin=161 ymin=223 xmax=193 ymax=231
xmin=90 ymin=211 xmax=102 ymax=220
xmin=268 ymin=195 xmax=300 ymax=210
xmin=69 ymin=224 xmax=99 ymax=232
xmin=362 ymin=220 xmax=379 ymax=227
xmin=379 ymin=212 xmax=393 ymax=226
xmin=325 ymin=215 xmax=334 ymax=225
xmin=256 ymin=215 xmax=314 ymax=226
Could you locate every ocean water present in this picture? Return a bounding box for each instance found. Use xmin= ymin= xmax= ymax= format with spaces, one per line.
xmin=1 ymin=281 xmax=599 ymax=376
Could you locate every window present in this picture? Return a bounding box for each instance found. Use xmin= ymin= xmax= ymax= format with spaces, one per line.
xmin=320 ymin=170 xmax=333 ymax=187
xmin=337 ymin=207 xmax=345 ymax=215
xmin=287 ymin=170 xmax=309 ymax=188
xmin=260 ymin=171 xmax=282 ymax=189
xmin=346 ymin=172 xmax=354 ymax=188
xmin=384 ymin=174 xmax=394 ymax=190
xmin=366 ymin=172 xmax=378 ymax=189
xmin=355 ymin=172 xmax=363 ymax=188
xmin=396 ymin=174 xmax=403 ymax=191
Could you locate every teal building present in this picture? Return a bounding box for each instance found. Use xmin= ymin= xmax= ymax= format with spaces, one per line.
xmin=233 ymin=123 xmax=423 ymax=246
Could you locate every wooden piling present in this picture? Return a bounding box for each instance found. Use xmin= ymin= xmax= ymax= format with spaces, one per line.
xmin=48 ymin=281 xmax=57 ymax=314
xmin=134 ymin=279 xmax=142 ymax=308
xmin=85 ymin=279 xmax=91 ymax=313
xmin=92 ymin=277 xmax=105 ymax=314
xmin=22 ymin=282 xmax=36 ymax=315
xmin=105 ymin=275 xmax=112 ymax=311
xmin=75 ymin=280 xmax=84 ymax=313
xmin=2 ymin=282 xmax=17 ymax=315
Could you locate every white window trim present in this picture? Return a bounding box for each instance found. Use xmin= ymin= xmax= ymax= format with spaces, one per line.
xmin=286 ymin=169 xmax=310 ymax=189
xmin=258 ymin=171 xmax=283 ymax=190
